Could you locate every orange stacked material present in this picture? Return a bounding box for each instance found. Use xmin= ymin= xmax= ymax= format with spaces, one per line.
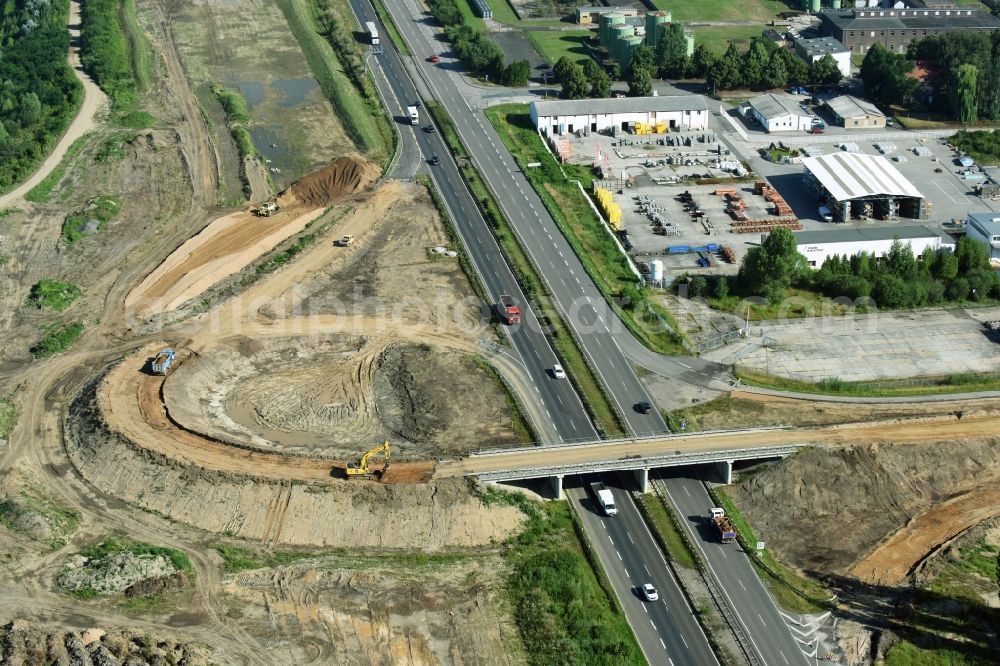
xmin=714 ymin=188 xmax=738 ymax=197
xmin=729 ymin=217 xmax=802 ymax=233
xmin=754 ymin=181 xmax=768 ymax=195
xmin=721 ymin=246 xmax=737 ymax=263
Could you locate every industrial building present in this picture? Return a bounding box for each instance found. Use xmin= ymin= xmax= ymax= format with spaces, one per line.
xmin=824 ymin=95 xmax=886 ymax=128
xmin=576 ymin=6 xmax=637 ymax=24
xmin=965 ymin=212 xmax=1000 ymax=262
xmin=745 ymin=94 xmax=813 ymax=132
xmin=793 ymin=225 xmax=951 ymax=267
xmin=598 ymin=11 xmax=693 ymax=72
xmin=531 ymin=95 xmax=710 ymax=137
xmin=818 ymin=8 xmax=1000 ymax=54
xmin=802 ymin=152 xmax=925 ymax=222
xmin=794 ymin=36 xmax=851 ymax=78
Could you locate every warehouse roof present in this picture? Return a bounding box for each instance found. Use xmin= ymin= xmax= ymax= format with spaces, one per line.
xmin=532 ymin=95 xmax=710 ymax=117
xmin=968 ymin=212 xmax=1000 ymax=235
xmin=794 ymin=225 xmax=944 ymax=246
xmin=825 ymin=95 xmax=884 ymax=119
xmin=748 ymin=93 xmax=810 ymax=120
xmin=796 ymin=36 xmax=849 ymax=57
xmin=820 ymin=8 xmax=1000 ymax=31
xmin=802 ymin=152 xmax=923 ymax=202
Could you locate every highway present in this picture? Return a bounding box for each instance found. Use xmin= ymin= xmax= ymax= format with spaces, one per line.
xmin=659 ymin=471 xmax=813 ymax=665
xmin=345 ymin=2 xmax=722 ymax=662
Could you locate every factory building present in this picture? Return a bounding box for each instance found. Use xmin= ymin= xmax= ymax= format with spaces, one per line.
xmin=965 ymin=212 xmax=1000 ymax=263
xmin=794 ymin=36 xmax=852 ymax=78
xmin=802 ymin=152 xmax=925 ymax=222
xmin=818 ymin=8 xmax=1000 ymax=55
xmin=793 ymin=225 xmax=951 ymax=268
xmin=530 ymin=95 xmax=710 ymax=137
xmin=745 ymin=94 xmax=814 ymax=132
xmin=824 ymin=95 xmax=886 ymax=128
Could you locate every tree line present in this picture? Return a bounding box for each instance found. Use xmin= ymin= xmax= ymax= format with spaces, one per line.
xmin=79 ymin=0 xmax=139 ymax=110
xmin=703 ymin=228 xmax=1000 ymax=309
xmin=427 ymin=0 xmax=530 ymax=86
xmin=0 ymin=0 xmax=82 ymax=193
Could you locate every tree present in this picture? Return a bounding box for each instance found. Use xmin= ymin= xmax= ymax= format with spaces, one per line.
xmin=708 ymin=43 xmax=743 ymax=91
xmin=582 ymin=59 xmax=611 ymax=98
xmin=501 ymin=60 xmax=531 ymax=87
xmin=18 ymin=92 xmax=40 ymax=127
xmin=737 ymin=227 xmax=806 ymax=300
xmin=744 ymin=39 xmax=769 ymax=90
xmin=955 ymin=236 xmax=990 ymax=274
xmin=810 ymin=54 xmax=842 ymax=86
xmin=714 ymin=276 xmax=730 ymax=299
xmin=628 ymin=44 xmax=655 ymax=76
xmin=554 ymin=57 xmax=590 ymax=99
xmin=553 ymin=56 xmax=575 ymax=83
xmin=884 ymin=239 xmax=918 ymax=281
xmin=627 ymin=65 xmax=653 ymax=97
xmin=654 ymin=24 xmax=688 ymax=79
xmin=689 ymin=44 xmax=715 ymax=79
xmin=954 ymin=63 xmax=978 ymax=124
xmin=761 ymin=49 xmax=788 ymax=91
xmin=873 ymin=274 xmax=909 ymax=308
xmin=779 ymin=48 xmax=809 ymax=87
xmin=932 ymin=251 xmax=959 ymax=281
xmin=860 ymin=43 xmax=896 ymax=101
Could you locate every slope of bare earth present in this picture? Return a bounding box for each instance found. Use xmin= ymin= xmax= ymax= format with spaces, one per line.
xmin=220 ymin=556 xmax=520 ymax=664
xmin=66 ymin=381 xmax=524 ymax=550
xmin=726 ymin=439 xmax=1000 ymax=585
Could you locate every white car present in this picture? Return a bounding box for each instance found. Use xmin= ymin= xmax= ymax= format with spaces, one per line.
xmin=818 ymin=205 xmax=833 ymax=223
xmin=640 ymin=583 xmax=659 ymax=601
xmin=552 ymin=364 xmax=566 ymax=379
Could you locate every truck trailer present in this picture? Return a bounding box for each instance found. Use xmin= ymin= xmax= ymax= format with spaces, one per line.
xmin=590 ymin=482 xmax=617 ymax=516
xmin=365 ymin=21 xmax=379 ymax=45
xmin=407 ymin=105 xmax=419 ymax=125
xmin=495 ymin=295 xmax=521 ymax=325
xmin=151 ymin=348 xmax=175 ymax=375
xmin=710 ymin=507 xmax=737 ymax=543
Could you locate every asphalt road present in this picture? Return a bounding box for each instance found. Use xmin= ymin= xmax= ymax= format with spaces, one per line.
xmin=568 ymin=474 xmax=720 ymax=666
xmin=658 ymin=471 xmax=814 ymax=666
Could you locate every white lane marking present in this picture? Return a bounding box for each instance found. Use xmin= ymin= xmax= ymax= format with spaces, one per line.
xmin=643 ymin=564 xmax=650 ymax=575
xmin=661 ymin=640 xmax=667 ymax=651
xmin=545 ymin=410 xmax=551 ymax=418
xmin=680 ymin=633 xmax=688 ymax=649
xmin=683 ymin=486 xmax=690 ymax=497
xmin=575 ymin=277 xmax=581 ymax=284
xmin=650 ymin=620 xmax=656 ymax=629
xmin=616 ymin=550 xmax=623 ymax=561
xmin=719 ymin=548 xmax=727 ymax=559
xmin=627 ymin=532 xmax=634 ymax=545
xmin=738 ymin=579 xmax=747 ymax=591
xmin=679 ymin=362 xmax=691 ymax=369
xmin=758 ymin=614 xmax=767 ymax=628
xmin=556 ymin=394 xmax=564 ymax=405
xmin=779 ymin=650 xmax=789 ymax=664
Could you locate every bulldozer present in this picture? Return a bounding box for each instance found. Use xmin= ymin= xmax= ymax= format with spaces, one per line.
xmin=251 ymin=200 xmax=279 ymax=217
xmin=345 ymin=440 xmax=391 ymax=480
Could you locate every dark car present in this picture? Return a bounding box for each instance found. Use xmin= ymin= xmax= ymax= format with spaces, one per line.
xmin=428 ymin=155 xmax=440 ymax=166
xmin=424 ymin=124 xmax=436 ymax=133
xmin=635 ymin=401 xmax=653 ymax=415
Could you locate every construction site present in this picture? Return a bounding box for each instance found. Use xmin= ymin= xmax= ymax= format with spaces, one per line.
xmin=0 ymin=1 xmax=998 ymax=664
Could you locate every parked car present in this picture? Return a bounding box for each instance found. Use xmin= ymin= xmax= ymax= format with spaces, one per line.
xmin=810 ymin=127 xmax=825 ymax=134
xmin=818 ymin=205 xmax=833 ymax=222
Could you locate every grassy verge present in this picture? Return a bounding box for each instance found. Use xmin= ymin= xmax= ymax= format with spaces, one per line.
xmin=0 ymin=398 xmax=15 ymax=439
xmin=120 ymin=0 xmax=154 ymax=92
xmin=27 ymin=280 xmax=82 ymax=311
xmin=372 ymin=0 xmax=410 ymax=55
xmin=736 ymin=367 xmax=1000 ymax=398
xmin=31 ymin=322 xmax=85 ymax=358
xmin=690 ymin=25 xmax=767 ymax=55
xmin=712 ymin=489 xmax=831 ymax=613
xmin=427 ymin=101 xmax=624 ymax=437
xmin=62 ymin=196 xmax=121 ymax=244
xmin=636 ymin=493 xmax=697 ymax=569
xmin=275 ymin=0 xmax=391 ymax=165
xmin=470 ymin=356 xmax=538 ymax=443
xmin=476 ymin=486 xmax=644 ymax=665
xmin=212 ymin=544 xmax=327 ymax=573
xmin=24 ymin=133 xmax=94 ymax=204
xmin=486 ymin=104 xmax=686 ymax=356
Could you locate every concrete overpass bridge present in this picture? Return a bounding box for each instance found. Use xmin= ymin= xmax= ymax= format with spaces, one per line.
xmin=435 ymin=427 xmax=803 ymax=498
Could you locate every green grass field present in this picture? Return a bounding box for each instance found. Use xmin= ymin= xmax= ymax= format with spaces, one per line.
xmin=650 ymin=0 xmax=788 ymax=21
xmin=690 ymin=25 xmax=767 ymax=55
xmin=526 ymin=29 xmax=594 ymax=66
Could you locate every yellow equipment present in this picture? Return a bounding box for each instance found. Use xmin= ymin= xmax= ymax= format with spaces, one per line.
xmin=346 ymin=440 xmax=391 ymax=479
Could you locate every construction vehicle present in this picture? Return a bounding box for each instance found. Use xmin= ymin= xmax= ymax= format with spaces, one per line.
xmin=495 ymin=294 xmax=521 ymax=325
xmin=151 ymin=348 xmax=175 ymax=375
xmin=710 ymin=507 xmax=737 ymax=543
xmin=346 ymin=440 xmax=391 ymax=479
xmin=334 ymin=235 xmax=354 ymax=247
xmin=590 ymin=482 xmax=617 ymax=516
xmin=252 ymin=200 xmax=279 ymax=217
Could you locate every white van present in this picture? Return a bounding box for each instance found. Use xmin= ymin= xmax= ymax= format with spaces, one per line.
xmin=818 ymin=205 xmax=833 ymax=222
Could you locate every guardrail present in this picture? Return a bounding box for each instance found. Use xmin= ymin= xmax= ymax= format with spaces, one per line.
xmin=473 ymin=444 xmax=799 ymax=481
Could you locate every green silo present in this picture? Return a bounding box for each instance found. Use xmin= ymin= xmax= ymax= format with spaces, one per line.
xmin=601 ymin=14 xmax=626 ymax=46
xmin=645 ymin=11 xmax=670 ymax=46
xmin=684 ymin=31 xmax=695 ymax=57
xmin=831 ymin=0 xmax=842 ymax=8
xmin=810 ymin=0 xmax=821 ymax=12
xmin=620 ymin=35 xmax=644 ymax=68
xmin=611 ymin=25 xmax=632 ymax=59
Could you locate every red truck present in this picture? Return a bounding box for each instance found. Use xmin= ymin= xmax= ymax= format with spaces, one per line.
xmin=496 ymin=295 xmax=521 ymax=325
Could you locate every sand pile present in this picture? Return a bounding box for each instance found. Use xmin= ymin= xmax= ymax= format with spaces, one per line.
xmin=286 ymin=156 xmax=381 ymax=207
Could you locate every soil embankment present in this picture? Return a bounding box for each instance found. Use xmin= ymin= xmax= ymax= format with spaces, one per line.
xmin=727 ymin=439 xmax=1000 ymax=585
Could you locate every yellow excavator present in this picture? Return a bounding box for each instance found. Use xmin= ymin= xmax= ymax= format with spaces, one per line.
xmin=345 ymin=440 xmax=391 ymax=479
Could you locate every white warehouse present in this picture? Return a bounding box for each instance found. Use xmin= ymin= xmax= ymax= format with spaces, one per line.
xmin=745 ymin=93 xmax=813 ymax=133
xmin=792 ymin=225 xmax=952 ymax=268
xmin=530 ymin=95 xmax=710 ymax=137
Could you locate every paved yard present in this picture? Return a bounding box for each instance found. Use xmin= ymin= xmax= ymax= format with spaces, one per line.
xmin=704 ymin=306 xmax=1000 ymax=381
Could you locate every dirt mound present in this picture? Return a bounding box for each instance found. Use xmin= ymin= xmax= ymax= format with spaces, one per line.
xmin=286 ymin=156 xmax=380 ymax=207
xmin=726 ymin=439 xmax=1000 ymax=582
xmin=0 ymin=620 xmax=212 ymax=665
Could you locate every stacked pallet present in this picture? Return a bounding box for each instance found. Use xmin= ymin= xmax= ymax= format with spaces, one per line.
xmin=755 ymin=181 xmax=793 ymax=217
xmin=721 ymin=246 xmax=737 ymax=263
xmin=729 ymin=217 xmax=802 ymax=233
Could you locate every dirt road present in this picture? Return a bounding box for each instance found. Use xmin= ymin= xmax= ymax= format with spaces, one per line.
xmin=0 ymin=0 xmax=107 ymax=208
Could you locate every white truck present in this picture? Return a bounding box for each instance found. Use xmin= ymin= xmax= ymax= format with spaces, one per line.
xmin=365 ymin=21 xmax=379 ymax=46
xmin=407 ymin=105 xmax=419 ymax=125
xmin=590 ymin=482 xmax=617 ymax=516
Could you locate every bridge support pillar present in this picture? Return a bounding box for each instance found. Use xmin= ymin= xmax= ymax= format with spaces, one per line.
xmin=716 ymin=460 xmax=734 ymax=485
xmin=550 ymin=474 xmax=564 ymax=500
xmin=633 ymin=468 xmax=649 ymax=493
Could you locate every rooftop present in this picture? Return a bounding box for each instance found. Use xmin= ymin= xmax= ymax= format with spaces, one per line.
xmin=819 ymin=8 xmax=1000 ymax=31
xmin=825 ymin=95 xmax=885 ymax=119
xmin=532 ymin=95 xmax=710 ymax=118
xmin=796 ymin=36 xmax=849 ymax=56
xmin=803 ymin=152 xmax=923 ymax=202
xmin=748 ymin=93 xmax=811 ymax=120
xmin=967 ymin=212 xmax=1000 ymax=235
xmin=794 ymin=225 xmax=944 ymax=245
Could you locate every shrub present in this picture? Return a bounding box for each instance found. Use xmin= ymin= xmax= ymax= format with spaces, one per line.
xmin=31 ymin=322 xmax=85 ymax=358
xmin=27 ymin=280 xmax=82 ymax=311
